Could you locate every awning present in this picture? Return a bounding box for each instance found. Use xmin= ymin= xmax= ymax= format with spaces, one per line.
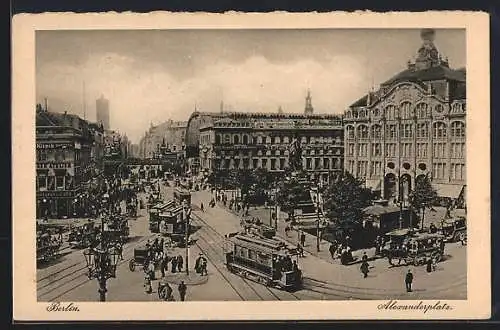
xmin=432 ymin=184 xmax=464 ymax=198
xmin=365 ymin=179 xmax=382 ymax=191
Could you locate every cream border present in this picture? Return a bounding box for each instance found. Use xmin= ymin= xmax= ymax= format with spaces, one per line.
xmin=12 ymin=11 xmax=490 ymax=321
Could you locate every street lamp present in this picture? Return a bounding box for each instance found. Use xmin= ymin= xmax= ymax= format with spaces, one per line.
xmin=83 ymin=213 xmax=120 ymax=302
xmin=182 ymin=200 xmax=191 ymax=275
xmin=313 ymin=185 xmax=321 ymax=252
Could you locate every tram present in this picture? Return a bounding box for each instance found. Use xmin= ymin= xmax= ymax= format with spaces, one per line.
xmin=158 ymin=204 xmax=190 ymax=246
xmin=173 ymin=187 xmax=191 ymax=205
xmin=224 ymin=233 xmax=302 ymax=290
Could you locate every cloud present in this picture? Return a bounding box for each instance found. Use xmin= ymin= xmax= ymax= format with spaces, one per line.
xmin=37 ymin=52 xmax=369 ymax=143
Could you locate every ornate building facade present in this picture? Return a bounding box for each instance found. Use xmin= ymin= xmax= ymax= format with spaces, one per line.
xmin=186 ymin=95 xmax=344 ymax=184
xmin=138 ymin=120 xmax=187 ymax=159
xmin=343 ymin=29 xmax=466 ymax=204
xmin=36 ymin=103 xmax=104 ymax=218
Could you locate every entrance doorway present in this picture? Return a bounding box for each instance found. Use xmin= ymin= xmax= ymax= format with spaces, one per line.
xmin=400 ymin=174 xmax=412 ymax=206
xmin=384 ymin=173 xmax=397 ymax=200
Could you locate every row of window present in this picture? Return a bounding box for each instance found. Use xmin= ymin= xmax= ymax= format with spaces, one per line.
xmin=346 ymin=161 xmax=465 ymax=181
xmin=37 ymin=175 xmax=75 ymax=191
xmin=346 ymin=121 xmax=465 ymax=140
xmin=214 ymin=133 xmax=341 ymax=145
xmin=347 ymin=142 xmax=465 ymax=159
xmin=219 ymin=147 xmax=341 ymax=158
xmin=346 ymin=102 xmax=465 ymax=120
xmin=212 ymin=156 xmax=343 ymax=171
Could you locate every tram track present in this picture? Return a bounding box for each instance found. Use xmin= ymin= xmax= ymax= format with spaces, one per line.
xmin=191 ymin=211 xmax=299 ymax=301
xmin=191 ymin=202 xmax=466 ymax=301
xmin=37 ymin=232 xmax=156 ymax=301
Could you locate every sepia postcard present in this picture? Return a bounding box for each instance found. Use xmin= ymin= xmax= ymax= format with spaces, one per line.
xmin=12 ymin=11 xmax=490 ymax=321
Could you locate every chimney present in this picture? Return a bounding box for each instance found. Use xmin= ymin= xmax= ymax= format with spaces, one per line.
xmin=44 ymin=98 xmax=49 ymax=112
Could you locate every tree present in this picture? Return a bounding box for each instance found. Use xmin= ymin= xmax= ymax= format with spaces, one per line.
xmin=409 ymin=175 xmax=438 ymax=230
xmin=322 ymin=171 xmax=373 ymax=225
xmin=276 ymin=177 xmax=310 ymax=223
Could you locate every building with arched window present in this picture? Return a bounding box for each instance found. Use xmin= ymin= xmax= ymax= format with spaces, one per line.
xmin=343 ymin=29 xmax=466 ymax=205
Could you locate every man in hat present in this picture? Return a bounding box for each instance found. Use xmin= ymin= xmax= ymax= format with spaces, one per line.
xmin=178 ymin=281 xmax=187 ymax=301
xmin=405 ymin=269 xmax=414 ymax=292
xmin=195 ymin=253 xmax=203 ymax=274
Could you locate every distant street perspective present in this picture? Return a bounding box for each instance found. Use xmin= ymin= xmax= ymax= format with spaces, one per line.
xmin=36 ymin=28 xmax=467 ymax=302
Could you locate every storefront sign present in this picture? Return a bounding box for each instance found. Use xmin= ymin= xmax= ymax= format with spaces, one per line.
xmin=37 ymin=162 xmax=73 ymax=169
xmin=37 ymin=190 xmax=79 ymax=198
xmin=36 ymin=143 xmax=73 ymax=149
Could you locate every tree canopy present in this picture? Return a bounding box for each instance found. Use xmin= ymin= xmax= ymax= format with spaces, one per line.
xmin=409 ymin=175 xmax=438 ymax=228
xmin=322 ymin=171 xmax=373 ymax=225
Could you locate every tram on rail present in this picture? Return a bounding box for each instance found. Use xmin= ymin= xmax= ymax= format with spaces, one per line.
xmin=224 ymin=233 xmax=302 ymax=290
xmin=173 ymin=187 xmax=191 ymax=205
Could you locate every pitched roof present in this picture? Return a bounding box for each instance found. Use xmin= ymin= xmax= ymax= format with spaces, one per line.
xmin=381 ymin=65 xmax=466 ymax=86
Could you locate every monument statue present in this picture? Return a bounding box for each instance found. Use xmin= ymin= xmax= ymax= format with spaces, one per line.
xmin=289 ymin=137 xmax=303 ymax=172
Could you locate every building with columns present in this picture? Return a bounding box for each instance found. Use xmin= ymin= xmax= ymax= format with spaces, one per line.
xmin=343 ymin=29 xmax=466 ymax=204
xmin=185 ymin=93 xmax=344 ymax=184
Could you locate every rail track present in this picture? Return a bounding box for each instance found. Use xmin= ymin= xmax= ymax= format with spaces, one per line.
xmin=191 ymin=212 xmax=300 ymax=301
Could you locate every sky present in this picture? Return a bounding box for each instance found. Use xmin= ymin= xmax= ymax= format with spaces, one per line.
xmin=36 ymin=29 xmax=465 ymax=143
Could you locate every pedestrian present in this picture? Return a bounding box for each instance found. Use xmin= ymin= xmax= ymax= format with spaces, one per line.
xmin=297 ymin=243 xmax=304 ymax=257
xmin=201 ymin=257 xmax=208 ymax=276
xmin=300 ymin=232 xmax=306 ymax=247
xmin=201 ymin=202 xmax=204 ymax=212
xmin=178 ymin=281 xmax=187 ymax=301
xmin=360 ymin=260 xmax=369 ymax=278
xmin=144 ymin=271 xmax=152 ymax=294
xmin=177 ymin=255 xmax=184 ymax=272
xmin=160 ymin=255 xmax=168 ymax=277
xmin=329 ymin=243 xmax=336 ymax=260
xmin=171 ymin=256 xmax=178 ymax=273
xmin=148 ymin=257 xmax=156 ymax=280
xmin=285 ymin=225 xmax=290 ymax=237
xmin=362 ymin=251 xmax=368 ymax=262
xmin=405 ymin=269 xmax=413 ymax=292
xmin=426 ymin=258 xmax=433 ymax=273
xmin=195 ymin=253 xmax=203 ymax=274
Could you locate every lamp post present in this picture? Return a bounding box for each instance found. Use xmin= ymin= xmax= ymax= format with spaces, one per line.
xmin=183 ymin=200 xmax=191 ymax=275
xmin=83 ymin=200 xmax=120 ymax=302
xmin=314 ymin=183 xmax=321 ymax=252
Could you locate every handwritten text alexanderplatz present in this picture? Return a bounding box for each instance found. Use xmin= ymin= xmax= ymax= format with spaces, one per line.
xmin=378 ymin=300 xmax=453 ymax=314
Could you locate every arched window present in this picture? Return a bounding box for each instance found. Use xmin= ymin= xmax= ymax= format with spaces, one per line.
xmin=371 ymin=125 xmax=382 ymax=139
xmin=400 ymin=101 xmax=412 ymax=119
xmin=257 ymin=136 xmax=263 ymax=144
xmin=283 ymin=136 xmax=290 ymax=144
xmin=433 ymin=122 xmax=447 ymax=138
xmin=359 ymin=110 xmax=366 ymax=118
xmin=416 ymin=123 xmax=429 ymax=138
xmin=224 ymin=134 xmax=231 ymax=144
xmin=451 ymin=121 xmax=465 ymax=137
xmin=373 ymin=108 xmax=380 ymax=117
xmin=416 ymin=103 xmax=429 ymax=118
xmin=215 ymin=134 xmax=221 ymax=144
xmin=357 ymin=125 xmax=369 ymax=139
xmin=234 ymin=135 xmax=239 ymax=144
xmin=266 ymin=136 xmax=272 ymax=144
xmin=274 ymin=136 xmax=281 ymax=144
xmin=346 ymin=126 xmax=355 ymax=139
xmin=242 ymin=135 xmax=248 ymax=144
xmin=385 ymin=105 xmax=397 ymax=120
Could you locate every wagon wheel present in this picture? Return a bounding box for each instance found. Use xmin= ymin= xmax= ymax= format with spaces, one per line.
xmin=129 ymin=259 xmax=136 ymax=271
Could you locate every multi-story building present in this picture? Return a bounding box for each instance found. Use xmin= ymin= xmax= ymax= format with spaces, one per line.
xmin=343 ymin=29 xmax=466 ymax=204
xmin=186 ymin=94 xmax=344 ymax=184
xmin=96 ymin=94 xmax=110 ymax=130
xmin=36 ymin=103 xmax=104 ymax=218
xmin=138 ymin=120 xmax=187 ymax=159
